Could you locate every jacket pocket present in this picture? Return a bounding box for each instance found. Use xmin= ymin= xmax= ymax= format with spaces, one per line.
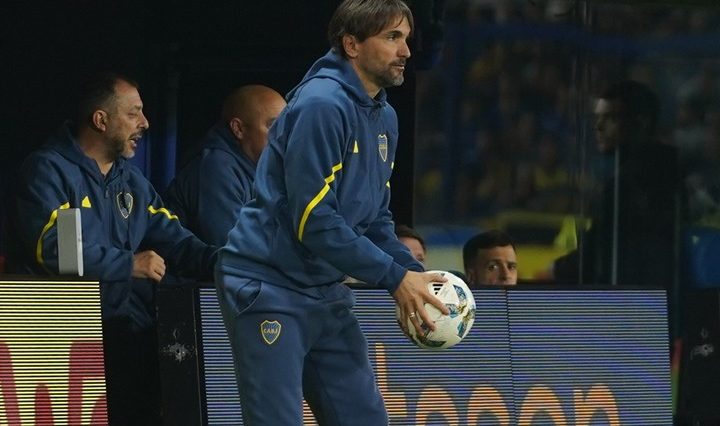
xmin=219 ymin=277 xmax=263 ymax=317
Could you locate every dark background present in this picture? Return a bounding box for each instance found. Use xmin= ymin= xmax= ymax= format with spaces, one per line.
xmin=0 ymin=0 xmax=441 ymax=256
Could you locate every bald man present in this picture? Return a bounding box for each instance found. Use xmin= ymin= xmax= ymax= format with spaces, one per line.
xmin=165 ymin=85 xmax=286 ymax=245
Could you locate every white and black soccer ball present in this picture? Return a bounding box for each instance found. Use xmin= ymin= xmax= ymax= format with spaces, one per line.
xmin=396 ymin=270 xmax=476 ymax=350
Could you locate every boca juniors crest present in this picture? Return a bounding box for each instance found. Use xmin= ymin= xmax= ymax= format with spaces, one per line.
xmin=378 ymin=134 xmax=388 ymax=162
xmin=260 ymin=320 xmax=282 ymax=345
xmin=116 ymin=191 xmax=134 ymax=219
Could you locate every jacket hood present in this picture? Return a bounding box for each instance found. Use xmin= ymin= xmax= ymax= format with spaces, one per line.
xmin=204 ymin=122 xmax=256 ymax=173
xmin=206 ymin=123 xmax=245 ymax=157
xmin=48 ymin=121 xmax=125 ymax=183
xmin=287 ymin=49 xmax=387 ymax=108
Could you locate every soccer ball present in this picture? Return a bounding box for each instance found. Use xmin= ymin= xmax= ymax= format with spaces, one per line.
xmin=396 ymin=270 xmax=476 ymax=350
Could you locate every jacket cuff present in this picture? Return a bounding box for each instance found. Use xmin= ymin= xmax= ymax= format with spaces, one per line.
xmin=380 ymin=262 xmax=407 ymax=295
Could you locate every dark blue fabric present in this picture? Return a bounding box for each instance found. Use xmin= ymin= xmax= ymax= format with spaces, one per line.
xmin=218 ymin=50 xmax=422 ymax=295
xmin=215 ymin=274 xmax=388 ymax=425
xmin=13 ymin=121 xmax=217 ymax=324
xmin=165 ymin=123 xmax=256 ymax=246
xmin=684 ymin=226 xmax=720 ymax=288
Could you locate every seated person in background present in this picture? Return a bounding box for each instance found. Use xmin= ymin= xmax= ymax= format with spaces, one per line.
xmin=395 ymin=224 xmax=426 ymax=264
xmin=11 ymin=72 xmax=217 ymax=425
xmin=165 ymin=85 xmax=286 ymax=245
xmin=463 ymin=230 xmax=518 ymax=287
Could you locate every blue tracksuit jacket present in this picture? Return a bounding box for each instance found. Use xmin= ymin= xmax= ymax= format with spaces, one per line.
xmin=218 ymin=49 xmax=422 ymax=294
xmin=164 ymin=123 xmax=256 ymax=246
xmin=14 ymin=122 xmax=216 ymax=323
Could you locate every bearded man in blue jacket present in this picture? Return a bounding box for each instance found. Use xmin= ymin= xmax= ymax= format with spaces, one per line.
xmin=165 ymin=85 xmax=286 ymax=246
xmin=215 ymin=1 xmax=448 ymax=424
xmin=12 ymin=72 xmax=217 ymax=425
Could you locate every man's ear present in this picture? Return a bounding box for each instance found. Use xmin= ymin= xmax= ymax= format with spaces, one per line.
xmin=229 ymin=117 xmax=244 ymax=140
xmin=92 ymin=110 xmax=107 ymax=131
xmin=342 ymin=34 xmax=359 ymax=59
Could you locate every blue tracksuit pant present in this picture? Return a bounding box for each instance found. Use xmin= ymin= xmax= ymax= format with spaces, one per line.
xmin=216 ymin=274 xmax=388 ymax=425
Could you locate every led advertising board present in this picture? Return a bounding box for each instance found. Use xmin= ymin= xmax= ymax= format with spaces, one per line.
xmin=199 ymin=288 xmax=671 ymax=425
xmin=0 ymin=280 xmax=107 ymax=426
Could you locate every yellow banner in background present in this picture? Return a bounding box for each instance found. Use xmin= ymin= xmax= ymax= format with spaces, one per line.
xmin=0 ymin=280 xmax=106 ymax=426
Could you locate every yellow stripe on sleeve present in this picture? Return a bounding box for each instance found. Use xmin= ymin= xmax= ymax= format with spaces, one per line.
xmin=298 ymin=162 xmax=343 ymax=241
xmin=148 ymin=206 xmax=179 ymax=220
xmin=36 ymin=202 xmax=70 ymax=266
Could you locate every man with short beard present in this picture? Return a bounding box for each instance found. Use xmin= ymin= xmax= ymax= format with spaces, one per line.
xmin=12 ymin=72 xmax=217 ymax=424
xmin=215 ymin=1 xmax=448 ymax=424
xmin=463 ymin=230 xmax=518 ymax=287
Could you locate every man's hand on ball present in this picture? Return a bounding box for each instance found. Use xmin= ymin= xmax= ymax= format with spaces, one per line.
xmin=393 ymin=270 xmax=450 ymax=337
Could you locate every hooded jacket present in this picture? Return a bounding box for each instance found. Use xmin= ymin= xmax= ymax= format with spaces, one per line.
xmin=165 ymin=123 xmax=256 ymax=246
xmin=14 ymin=122 xmax=216 ymax=322
xmin=218 ymin=49 xmax=422 ymax=294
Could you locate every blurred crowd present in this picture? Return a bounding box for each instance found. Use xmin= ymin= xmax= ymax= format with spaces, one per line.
xmin=414 ymin=0 xmax=720 ymax=229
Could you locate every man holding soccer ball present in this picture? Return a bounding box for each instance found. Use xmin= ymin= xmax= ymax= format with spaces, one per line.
xmin=215 ymin=0 xmax=448 ymax=424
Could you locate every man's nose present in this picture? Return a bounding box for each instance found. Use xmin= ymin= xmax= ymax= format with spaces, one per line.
xmin=399 ymin=39 xmax=411 ymax=58
xmin=139 ymin=113 xmax=149 ymax=130
xmin=499 ymin=265 xmax=510 ymax=280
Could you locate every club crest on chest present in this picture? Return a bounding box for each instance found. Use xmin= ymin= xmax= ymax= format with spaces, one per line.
xmin=377 ymin=134 xmax=388 ymax=162
xmin=116 ymin=191 xmax=134 ymax=219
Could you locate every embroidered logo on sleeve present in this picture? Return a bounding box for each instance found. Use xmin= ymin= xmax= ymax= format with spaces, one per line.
xmin=378 ymin=134 xmax=388 ymax=162
xmin=260 ymin=320 xmax=282 ymax=345
xmin=116 ymin=191 xmax=134 ymax=219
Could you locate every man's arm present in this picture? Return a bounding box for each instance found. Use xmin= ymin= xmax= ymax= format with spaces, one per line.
xmin=283 ymin=100 xmax=407 ymax=291
xmin=365 ymin=190 xmax=422 ymax=272
xmin=283 ymin=99 xmax=447 ymax=323
xmin=363 ymin=190 xmax=449 ymax=333
xmin=140 ymin=181 xmax=217 ymax=280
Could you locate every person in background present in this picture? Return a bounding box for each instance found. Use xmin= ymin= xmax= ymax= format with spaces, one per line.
xmin=165 ymin=85 xmax=286 ymax=246
xmin=214 ymin=1 xmax=448 ymax=424
xmin=395 ymin=224 xmax=427 ymax=264
xmin=463 ymin=230 xmax=518 ymax=287
xmin=11 ymin=72 xmax=216 ymax=425
xmin=553 ymin=80 xmax=678 ymax=287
